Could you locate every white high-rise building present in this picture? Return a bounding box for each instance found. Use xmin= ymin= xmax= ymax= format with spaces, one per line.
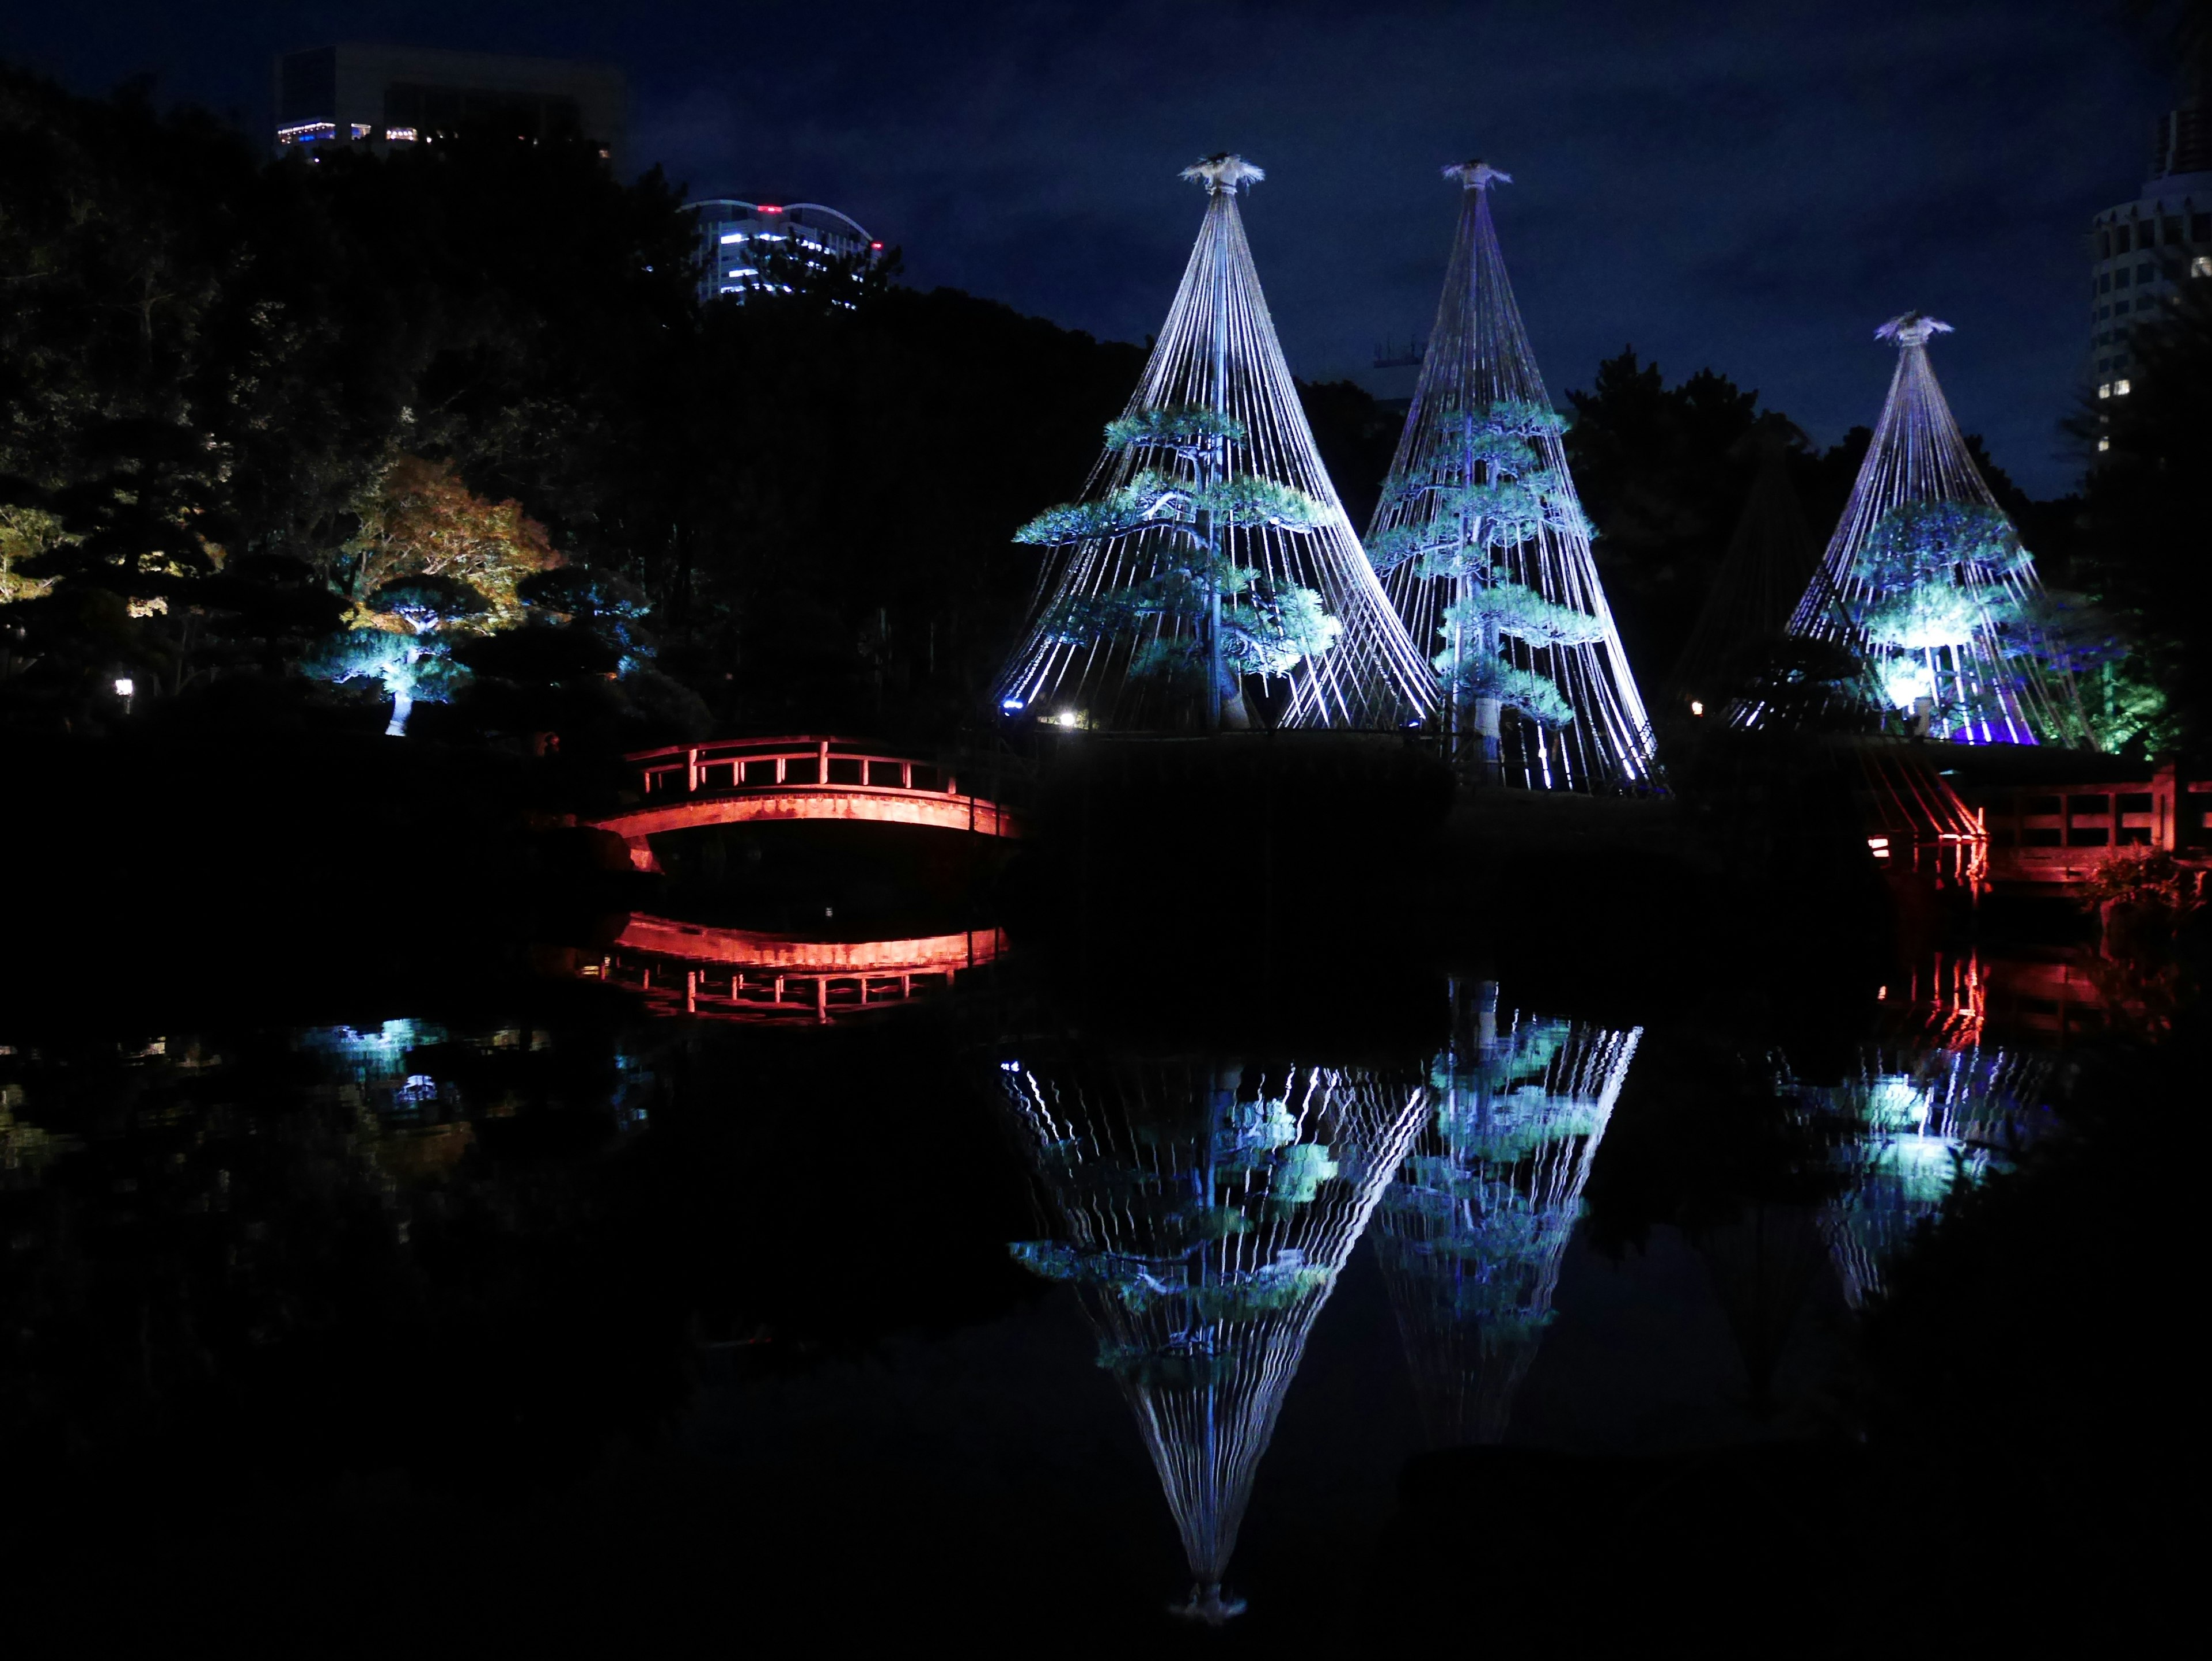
xmin=684 ymin=199 xmax=881 ymax=304
xmin=2087 ymin=103 xmax=2212 ymax=391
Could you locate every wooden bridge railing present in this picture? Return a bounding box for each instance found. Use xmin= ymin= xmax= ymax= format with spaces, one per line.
xmin=1967 ymin=763 xmax=2212 ymax=884
xmin=628 ymin=736 xmax=960 ymax=801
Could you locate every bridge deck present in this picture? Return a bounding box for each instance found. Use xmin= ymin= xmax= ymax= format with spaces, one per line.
xmin=590 ymin=736 xmax=1021 ymax=865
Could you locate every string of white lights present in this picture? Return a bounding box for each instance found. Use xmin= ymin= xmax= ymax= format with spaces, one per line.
xmin=1375 ymin=997 xmax=1640 ymax=1446
xmin=1370 ymin=169 xmax=1660 ymax=790
xmin=995 ymin=161 xmax=1434 ymax=731
xmin=1773 ymin=316 xmax=2090 ymax=746
xmin=995 ymin=1054 xmax=1426 ymax=1618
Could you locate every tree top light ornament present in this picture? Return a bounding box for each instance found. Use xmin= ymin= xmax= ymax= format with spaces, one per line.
xmin=996 ymin=1050 xmax=1426 ymax=1621
xmin=997 ymin=155 xmax=1433 ymax=732
xmin=1759 ymin=313 xmax=2092 ymax=747
xmin=1367 ymin=161 xmax=1657 ymax=788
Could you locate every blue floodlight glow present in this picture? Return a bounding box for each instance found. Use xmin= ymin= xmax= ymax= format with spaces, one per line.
xmin=1000 ymin=696 xmax=1025 ymax=713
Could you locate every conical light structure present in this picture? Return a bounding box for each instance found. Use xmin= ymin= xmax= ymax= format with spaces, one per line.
xmin=1771 ymin=315 xmax=2090 ymax=746
xmin=1799 ymin=1041 xmax=2051 ymax=1309
xmin=995 ymin=1049 xmax=1426 ymax=1620
xmin=1668 ymin=415 xmax=1820 ymax=721
xmin=996 ymin=157 xmax=1433 ymax=731
xmin=1368 ymin=165 xmax=1657 ymax=789
xmin=1376 ymin=981 xmax=1639 ymax=1446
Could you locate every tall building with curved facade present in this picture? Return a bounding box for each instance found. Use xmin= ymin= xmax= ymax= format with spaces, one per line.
xmin=2087 ymin=100 xmax=2212 ymax=392
xmin=685 ymin=199 xmax=882 ymax=303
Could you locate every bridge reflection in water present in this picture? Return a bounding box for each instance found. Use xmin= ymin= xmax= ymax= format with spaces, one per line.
xmin=594 ymin=915 xmax=1006 ymax=1025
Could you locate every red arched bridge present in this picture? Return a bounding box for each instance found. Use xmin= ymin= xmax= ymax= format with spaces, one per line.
xmin=592 ymin=915 xmax=1006 ymax=1024
xmin=591 ymin=736 xmax=1022 ymax=870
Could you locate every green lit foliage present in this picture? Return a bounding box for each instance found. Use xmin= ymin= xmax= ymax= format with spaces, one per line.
xmin=1102 ymin=406 xmax=1245 ymax=455
xmin=1834 ymin=499 xmax=2112 ymax=737
xmin=1372 ymin=401 xmax=1601 ymax=731
xmin=1007 ymin=1085 xmax=1346 ymax=1362
xmin=1014 ymin=407 xmax=1342 ymax=710
xmin=2067 ymin=253 xmax=2212 ymax=753
xmin=305 ymin=573 xmax=487 ymax=736
xmin=1436 ymin=578 xmax=1603 ymax=729
xmin=1368 ymin=400 xmax=1590 ymax=576
xmin=1843 ymin=501 xmax=2027 ymax=653
xmin=1043 ymin=558 xmax=1339 ymax=688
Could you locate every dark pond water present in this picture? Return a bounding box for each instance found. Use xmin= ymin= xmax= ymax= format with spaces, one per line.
xmin=0 ymin=914 xmax=2153 ymax=1647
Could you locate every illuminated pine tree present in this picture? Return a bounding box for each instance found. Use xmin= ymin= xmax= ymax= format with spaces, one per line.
xmin=1794 ymin=1040 xmax=2052 ymax=1309
xmin=1762 ymin=313 xmax=2093 ymax=746
xmin=304 ymin=573 xmax=484 ymax=736
xmin=995 ymin=1049 xmax=1426 ymax=1621
xmin=1369 ymin=163 xmax=1656 ymax=788
xmin=998 ymin=155 xmax=1432 ymax=732
xmin=1015 ymin=411 xmax=1342 ymax=728
xmin=1374 ymin=981 xmax=1640 ymax=1446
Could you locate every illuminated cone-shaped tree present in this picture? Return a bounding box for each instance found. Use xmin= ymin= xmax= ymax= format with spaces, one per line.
xmin=1368 ymin=164 xmax=1657 ymax=788
xmin=1765 ymin=313 xmax=2091 ymax=746
xmin=1797 ymin=1042 xmax=2051 ymax=1309
xmin=998 ymin=155 xmax=1433 ymax=732
xmin=1375 ymin=980 xmax=1640 ymax=1446
xmin=995 ymin=1049 xmax=1426 ymax=1621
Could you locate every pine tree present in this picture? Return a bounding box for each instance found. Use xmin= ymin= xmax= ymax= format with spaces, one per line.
xmin=305 ymin=573 xmax=485 ymax=735
xmin=1376 ymin=981 xmax=1639 ymax=1446
xmin=1370 ymin=398 xmax=1606 ymax=768
xmin=1369 ymin=163 xmax=1656 ymax=788
xmin=1015 ymin=407 xmax=1341 ymax=728
xmin=997 ymin=155 xmax=1431 ymax=732
xmin=996 ymin=1049 xmax=1426 ymax=1621
xmin=1762 ymin=314 xmax=2092 ymax=746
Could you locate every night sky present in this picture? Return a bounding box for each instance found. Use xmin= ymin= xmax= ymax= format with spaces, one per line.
xmin=0 ymin=1 xmax=2175 ymax=496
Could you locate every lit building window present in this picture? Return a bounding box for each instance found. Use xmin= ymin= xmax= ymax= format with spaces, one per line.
xmin=384 ymin=126 xmax=418 ymax=142
xmin=2098 ymin=382 xmax=2112 ymax=398
xmin=2097 ymin=437 xmax=2111 ymax=452
xmin=2194 ymin=255 xmax=2212 ymax=278
xmin=276 ymin=120 xmax=337 ymax=145
xmin=719 ymin=232 xmax=745 ymax=244
xmin=2114 ymin=379 xmax=2131 ymax=395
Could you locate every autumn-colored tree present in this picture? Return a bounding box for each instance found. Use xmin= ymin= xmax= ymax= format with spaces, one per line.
xmin=0 ymin=504 xmax=62 ymax=606
xmin=338 ymin=456 xmax=561 ymax=630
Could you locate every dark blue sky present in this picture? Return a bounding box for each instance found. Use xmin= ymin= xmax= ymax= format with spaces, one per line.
xmin=0 ymin=1 xmax=2175 ymax=495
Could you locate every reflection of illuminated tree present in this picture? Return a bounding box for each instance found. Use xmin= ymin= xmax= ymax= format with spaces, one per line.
xmin=996 ymin=1051 xmax=1425 ymax=1622
xmin=1801 ymin=1045 xmax=2051 ymax=1308
xmin=1375 ymin=981 xmax=1639 ymax=1447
